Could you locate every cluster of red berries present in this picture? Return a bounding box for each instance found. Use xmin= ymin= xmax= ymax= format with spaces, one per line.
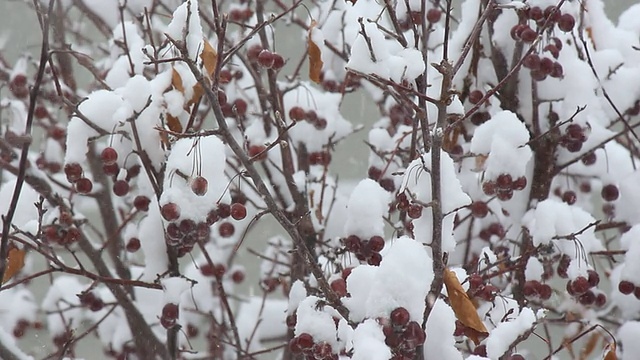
xmin=315 ymin=72 xmax=360 ymax=93
xmin=511 ymin=6 xmax=575 ymax=42
xmin=478 ymin=222 xmax=506 ymax=241
xmin=618 ymin=280 xmax=640 ymax=299
xmin=247 ymin=45 xmax=284 ymax=71
xmin=565 ymin=270 xmax=606 ymax=307
xmin=218 ymin=69 xmax=244 ymax=84
xmin=12 ymin=319 xmax=40 ymax=339
xmin=228 ymin=7 xmax=253 ymax=22
xmin=388 ymin=104 xmax=414 ymax=128
xmin=380 ymin=307 xmax=426 ymax=359
xmin=395 ymin=192 xmax=423 ymax=219
xmin=343 ymin=234 xmax=385 ymax=266
xmin=288 ymin=106 xmax=328 ymax=130
xmin=399 ymin=8 xmax=442 ymax=30
xmin=523 ymin=52 xmax=563 ymax=81
xmin=559 ymin=123 xmax=588 ymax=153
xmin=78 ymin=291 xmax=105 ymax=312
xmin=221 ymin=97 xmax=248 ymax=118
xmin=160 ymin=303 xmax=179 ymax=329
xmin=288 ymin=333 xmax=338 ymax=360
xmin=467 ymin=274 xmax=499 ymax=302
xmin=309 ymin=151 xmax=332 ymax=166
xmin=522 ymin=280 xmax=553 ymax=300
xmin=9 ymin=73 xmax=29 ymax=98
xmin=470 ymin=111 xmax=491 ymax=126
xmin=368 ymin=166 xmax=395 ymax=192
xmin=42 ymin=214 xmax=81 ymax=246
xmin=482 ymin=173 xmax=527 ymax=201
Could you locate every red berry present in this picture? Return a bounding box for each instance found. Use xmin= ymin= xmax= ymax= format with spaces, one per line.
xmin=133 ymin=196 xmax=150 ymax=211
xmin=523 ymin=280 xmax=538 ymax=297
xmin=468 ymin=274 xmax=483 ymax=290
xmin=538 ymin=284 xmax=552 ymax=300
xmin=191 ymin=176 xmax=208 ymax=196
xmin=247 ymin=44 xmax=263 ymax=62
xmin=482 ymin=181 xmax=496 ymax=195
xmin=126 ymin=237 xmax=141 ymax=252
xmin=529 ymin=6 xmax=544 ymax=21
xmin=473 ymin=344 xmax=487 ymax=357
xmin=297 ymin=333 xmax=314 ymax=349
xmin=230 ymin=203 xmax=247 ymax=220
xmin=112 ymin=180 xmax=130 ymax=197
xmin=11 ymin=74 xmax=27 ymax=87
xmin=470 ymin=201 xmax=489 ymax=218
xmin=468 ymin=90 xmax=484 ymax=104
xmin=312 ymin=342 xmax=333 ymax=359
xmin=342 ymin=267 xmax=353 ymax=280
xmin=558 ymin=14 xmax=576 ymax=32
xmin=161 ymin=203 xmax=181 ymax=221
xmin=369 ymin=236 xmax=385 ymax=252
xmin=571 ymin=276 xmax=590 ymax=295
xmin=331 ymin=278 xmax=347 ymax=297
xmin=496 ymin=173 xmax=513 ymax=189
xmin=601 ymin=184 xmax=619 ymax=202
xmin=271 ymin=54 xmax=285 ymax=70
xmin=64 ymin=163 xmax=83 ymax=183
xmin=101 ymin=147 xmax=118 ymax=165
xmin=257 ymin=50 xmax=275 ymax=68
xmin=248 ymin=145 xmax=267 ymax=161
xmin=426 ymin=8 xmax=442 ymax=23
xmin=231 ymin=269 xmax=245 ymax=283
xmin=75 ymin=177 xmax=93 ymax=194
xmin=582 ymin=152 xmax=596 ymax=166
xmin=550 ymin=62 xmax=564 ymax=78
xmin=217 ymin=203 xmax=231 ymax=218
xmin=218 ymin=222 xmax=235 ymax=237
xmin=233 ymin=99 xmax=248 ymax=116
xmin=289 ymin=106 xmax=306 ymax=121
xmin=510 ymin=24 xmax=527 ymax=40
xmin=562 ymin=191 xmax=577 ymax=205
xmin=286 ymin=313 xmax=297 ymax=329
xmin=407 ymin=204 xmax=422 ymax=219
xmin=579 ymin=291 xmax=596 ymax=306
xmin=618 ymin=280 xmax=635 ymax=295
xmin=587 ymin=270 xmax=600 ymax=288
xmin=520 ymin=27 xmax=537 ymax=43
xmin=523 ymin=54 xmax=541 ymax=70
xmin=390 ymin=307 xmax=410 ymax=327
xmin=103 ymin=163 xmax=119 ymax=176
xmin=34 ymin=106 xmax=48 ymax=119
xmin=595 ymin=293 xmax=607 ymax=307
xmin=368 ymin=252 xmax=382 ymax=266
xmin=544 ymin=44 xmax=560 ymax=59
xmin=540 ymin=57 xmax=555 ymax=75
xmin=162 ymin=303 xmax=179 ymax=319
xmin=368 ymin=166 xmax=382 ymax=180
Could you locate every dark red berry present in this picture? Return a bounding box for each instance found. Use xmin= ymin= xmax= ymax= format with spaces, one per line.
xmin=161 ymin=203 xmax=181 ymax=221
xmin=407 ymin=204 xmax=422 ymax=219
xmin=390 ymin=307 xmax=410 ymax=327
xmin=520 ymin=27 xmax=537 ymax=43
xmin=113 ymin=180 xmax=130 ymax=197
xmin=558 ymin=14 xmax=576 ymax=32
xmin=344 ymin=235 xmax=362 ymax=252
xmin=64 ymin=163 xmax=83 ymax=183
xmin=587 ymin=270 xmax=600 ymax=288
xmin=601 ymin=184 xmax=619 ymax=202
xmin=271 ymin=54 xmax=285 ymax=70
xmin=231 ymin=269 xmax=245 ymax=283
xmin=248 ymin=145 xmax=267 ymax=161
xmin=257 ymin=50 xmax=275 ymax=68
xmin=523 ymin=54 xmax=541 ymax=70
xmin=571 ymin=276 xmax=590 ymax=295
xmin=470 ymin=201 xmax=489 ymax=218
xmin=369 ymin=236 xmax=385 ymax=252
xmin=618 ymin=280 xmax=635 ymax=295
xmin=482 ymin=181 xmax=496 ymax=195
xmin=191 ymin=176 xmax=208 ymax=196
xmin=582 ymin=152 xmax=596 ymax=166
xmin=230 ymin=203 xmax=247 ymax=220
xmin=331 ymin=278 xmax=347 ymax=297
xmin=75 ymin=178 xmax=93 ymax=194
xmin=289 ymin=106 xmax=306 ymax=121
xmin=468 ymin=90 xmax=484 ymax=105
xmin=134 ymin=196 xmax=150 ymax=211
xmin=126 ymin=237 xmax=141 ymax=252
xmin=297 ymin=333 xmax=314 ymax=349
xmin=426 ymin=8 xmax=442 ymax=23
xmin=101 ymin=147 xmax=118 ymax=165
xmin=368 ymin=252 xmax=382 ymax=266
xmin=496 ymin=173 xmax=513 ymax=189
xmin=218 ymin=222 xmax=235 ymax=237
xmin=562 ymin=191 xmax=577 ymax=205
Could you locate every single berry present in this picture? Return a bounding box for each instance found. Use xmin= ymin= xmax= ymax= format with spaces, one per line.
xmin=513 ymin=176 xmax=527 ymax=191
xmin=271 ymin=54 xmax=285 ymax=70
xmin=257 ymin=50 xmax=275 ymax=68
xmin=218 ymin=222 xmax=235 ymax=237
xmin=64 ymin=163 xmax=83 ymax=183
xmin=482 ymin=181 xmax=496 ymax=195
xmin=233 ymin=99 xmax=248 ymax=116
xmin=618 ymin=280 xmax=635 ymax=295
xmin=390 ymin=307 xmax=411 ymax=327
xmin=231 ymin=269 xmax=245 ymax=283
xmin=470 ymin=201 xmax=489 ymax=218
xmin=101 ymin=147 xmax=118 ymax=165
xmin=113 ymin=180 xmax=130 ymax=197
xmin=571 ymin=276 xmax=590 ymax=295
xmin=126 ymin=237 xmax=141 ymax=252
xmin=331 ymin=278 xmax=347 ymax=297
xmin=369 ymin=236 xmax=385 ymax=252
xmin=297 ymin=333 xmax=314 ymax=349
xmin=248 ymin=145 xmax=267 ymax=161
xmin=529 ymin=6 xmax=544 ymax=21
xmin=75 ymin=178 xmax=93 ymax=194
xmin=230 ymin=203 xmax=247 ymax=220
xmin=133 ymin=196 xmax=150 ymax=211
xmin=247 ymin=44 xmax=263 ymax=62
xmin=407 ymin=204 xmax=422 ymax=219
xmin=368 ymin=253 xmax=382 ymax=266
xmin=601 ymin=184 xmax=619 ymax=202
xmin=520 ymin=27 xmax=537 ymax=43
xmin=587 ymin=270 xmax=600 ymax=288
xmin=468 ymin=90 xmax=484 ymax=105
xmin=191 ymin=176 xmax=208 ymax=196
xmin=289 ymin=106 xmax=306 ymax=121
xmin=562 ymin=191 xmax=577 ymax=205
xmin=426 ymin=8 xmax=442 ymax=23
xmin=523 ymin=54 xmax=541 ymax=70
xmin=582 ymin=152 xmax=596 ymax=166
xmin=496 ymin=173 xmax=513 ymax=189
xmin=558 ymin=13 xmax=576 ymax=32
xmin=161 ymin=203 xmax=181 ymax=221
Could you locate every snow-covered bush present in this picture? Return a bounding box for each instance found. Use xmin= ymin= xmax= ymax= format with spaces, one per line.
xmin=1 ymin=0 xmax=640 ymax=359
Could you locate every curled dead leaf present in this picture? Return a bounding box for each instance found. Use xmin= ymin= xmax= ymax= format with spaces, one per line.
xmin=308 ymin=20 xmax=324 ymax=84
xmin=200 ymin=39 xmax=218 ymax=77
xmin=443 ymin=268 xmax=488 ymax=345
xmin=2 ymin=245 xmax=26 ymax=284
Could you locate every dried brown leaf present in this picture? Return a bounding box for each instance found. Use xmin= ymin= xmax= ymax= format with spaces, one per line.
xmin=2 ymin=246 xmax=25 ymax=283
xmin=166 ymin=114 xmax=183 ymax=133
xmin=443 ymin=268 xmax=488 ymax=345
xmin=580 ymin=333 xmax=600 ymax=360
xmin=200 ymin=39 xmax=218 ymax=77
xmin=308 ymin=20 xmax=324 ymax=84
xmin=603 ymin=343 xmax=617 ymax=360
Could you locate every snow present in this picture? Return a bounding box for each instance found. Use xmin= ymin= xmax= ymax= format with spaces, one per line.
xmin=161 ymin=277 xmax=191 ymax=304
xmin=343 ymin=179 xmax=389 ymax=238
xmin=294 ymin=296 xmax=341 ymax=348
xmin=350 ymin=319 xmax=392 ymax=360
xmin=137 ymin=203 xmax=169 ymax=281
xmin=485 ymin=307 xmax=536 ymax=359
xmin=166 ymin=0 xmax=203 ymax=60
xmin=344 ymin=237 xmax=433 ymax=322
xmin=424 ymin=300 xmax=463 ymax=360
xmin=0 ymin=326 xmax=33 ymax=360
xmin=525 ymin=257 xmax=544 ymax=281
xmin=618 ymin=321 xmax=640 ymax=360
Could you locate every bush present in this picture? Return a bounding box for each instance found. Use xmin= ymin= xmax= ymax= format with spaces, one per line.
xmin=1 ymin=0 xmax=640 ymax=359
